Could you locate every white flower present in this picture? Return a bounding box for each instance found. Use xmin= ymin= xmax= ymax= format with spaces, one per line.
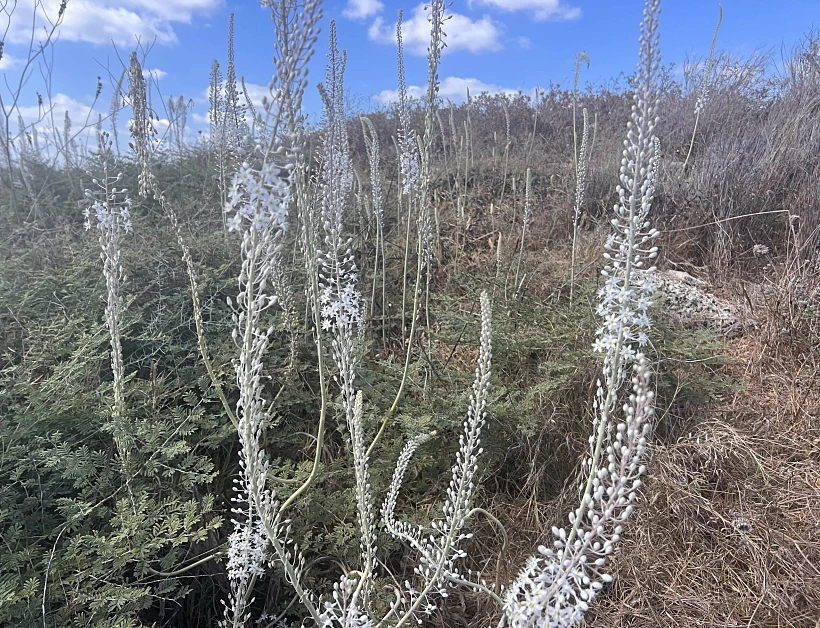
xmin=226 ymin=518 xmax=267 ymax=581
xmin=227 ymin=213 xmax=242 ymax=232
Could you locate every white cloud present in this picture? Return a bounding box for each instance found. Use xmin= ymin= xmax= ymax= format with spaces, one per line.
xmin=472 ymin=0 xmax=581 ymax=21
xmin=374 ymin=76 xmax=528 ymax=105
xmin=0 ymin=53 xmax=19 ymax=70
xmin=343 ymin=0 xmax=383 ymax=20
xmin=4 ymin=0 xmax=221 ymax=47
xmin=368 ymin=4 xmax=502 ymax=56
xmin=143 ymin=68 xmax=167 ymax=81
xmin=517 ymin=36 xmax=531 ymax=49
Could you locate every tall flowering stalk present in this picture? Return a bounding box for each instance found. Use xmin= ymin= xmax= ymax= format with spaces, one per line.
xmin=513 ymin=167 xmax=532 ymax=299
xmin=418 ymin=0 xmax=445 ymax=321
xmin=223 ymin=12 xmax=248 ymax=156
xmin=503 ymin=1 xmax=661 ymax=625
xmin=128 ymin=40 xmax=242 ymax=435
xmin=569 ymin=107 xmax=590 ymax=305
xmin=82 ymin=130 xmax=135 ymax=493
xmin=221 ymin=160 xmax=292 ymax=628
xmin=219 ymin=5 xmax=324 ymax=626
xmin=316 ymin=20 xmax=376 ymax=602
xmin=396 ymin=10 xmax=419 ymax=197
xmin=683 ymin=3 xmax=722 ymax=172
xmin=360 ymin=115 xmax=386 ymax=330
xmin=395 ymin=10 xmax=418 ymax=344
xmin=127 ymin=52 xmax=156 ymax=198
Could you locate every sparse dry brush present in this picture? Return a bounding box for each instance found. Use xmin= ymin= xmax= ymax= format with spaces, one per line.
xmin=1 ymin=1 xmax=819 ymax=627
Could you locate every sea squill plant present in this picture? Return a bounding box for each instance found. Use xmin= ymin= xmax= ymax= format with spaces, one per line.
xmin=212 ymin=3 xmax=506 ymax=625
xmin=503 ymin=0 xmax=661 ymax=625
xmin=367 ymin=0 xmax=447 ymax=460
xmin=360 ymin=115 xmax=386 ymax=330
xmin=81 ymin=130 xmax=135 ymax=496
xmin=396 ymin=9 xmax=418 ymax=339
xmin=513 ymin=167 xmax=532 ymax=299
xmin=569 ymin=107 xmax=590 ymax=305
xmin=127 ymin=51 xmax=241 ymax=431
xmin=128 ymin=51 xmax=156 ymax=198
xmin=220 ymin=3 xmax=327 ymax=625
xmin=315 ymin=19 xmax=376 ymax=600
xmin=395 ymin=10 xmax=420 ymax=198
xmin=221 ymin=159 xmax=293 ymax=627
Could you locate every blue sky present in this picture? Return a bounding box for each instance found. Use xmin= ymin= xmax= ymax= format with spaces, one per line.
xmin=3 ymin=0 xmax=819 ymax=150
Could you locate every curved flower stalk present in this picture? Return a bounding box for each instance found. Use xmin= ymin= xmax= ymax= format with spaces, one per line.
xmin=381 ymin=432 xmax=435 ymax=549
xmin=82 ymin=130 xmax=135 ymax=493
xmin=503 ymin=1 xmax=661 ymax=625
xmin=381 ymin=292 xmax=493 ymax=627
xmin=503 ymin=360 xmax=653 ymax=627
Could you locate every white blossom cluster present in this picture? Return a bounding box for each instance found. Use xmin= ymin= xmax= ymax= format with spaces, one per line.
xmin=318 ymin=576 xmax=373 ymax=628
xmin=591 ymin=0 xmax=661 ymax=368
xmin=591 ymin=242 xmax=657 ymax=362
xmin=226 ymin=516 xmax=267 ymax=581
xmin=504 ymin=553 xmax=588 ymax=627
xmin=399 ymin=133 xmax=420 ymax=196
xmin=225 ymin=161 xmax=290 ymax=234
xmin=83 ymin=197 xmax=132 ymax=234
xmin=82 ymin=134 xmax=133 ymax=235
xmin=504 ymin=360 xmax=654 ymax=627
xmin=319 ymin=267 xmax=362 ymax=332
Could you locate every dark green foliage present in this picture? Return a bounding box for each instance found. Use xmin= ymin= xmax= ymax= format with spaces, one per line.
xmin=0 ymin=217 xmax=231 ymax=626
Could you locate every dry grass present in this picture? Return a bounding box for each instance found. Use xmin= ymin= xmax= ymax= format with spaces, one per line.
xmin=582 ymin=330 xmax=820 ymax=627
